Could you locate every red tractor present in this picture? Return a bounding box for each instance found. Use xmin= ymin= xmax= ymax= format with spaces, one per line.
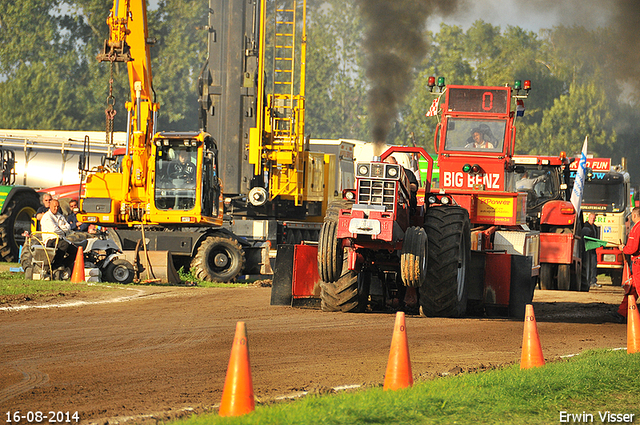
xmin=318 ymin=146 xmax=471 ymax=317
xmin=318 ymin=81 xmax=539 ymax=318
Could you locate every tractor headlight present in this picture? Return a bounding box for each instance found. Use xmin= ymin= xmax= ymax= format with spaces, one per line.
xmin=385 ymin=165 xmax=399 ymax=178
xmin=357 ymin=164 xmax=370 ymax=177
xmin=441 ymin=196 xmax=451 ymax=205
xmin=428 ymin=195 xmax=438 ymax=204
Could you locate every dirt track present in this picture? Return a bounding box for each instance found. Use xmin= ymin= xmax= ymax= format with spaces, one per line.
xmin=0 ymin=282 xmax=629 ymax=424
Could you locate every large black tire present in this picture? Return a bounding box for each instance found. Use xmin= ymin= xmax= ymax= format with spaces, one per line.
xmin=0 ymin=191 xmax=40 ymax=262
xmin=557 ymin=264 xmax=571 ymax=290
xmin=539 ymin=263 xmax=555 ymax=290
xmin=103 ymin=259 xmax=135 ymax=284
xmin=317 ymin=200 xmax=352 ymax=283
xmin=401 ymin=226 xmax=428 ymax=288
xmin=191 ymin=236 xmax=245 ymax=282
xmin=320 ymin=256 xmax=366 ymax=312
xmin=420 ymin=206 xmax=471 ymax=317
xmin=318 ymin=220 xmax=343 ymax=283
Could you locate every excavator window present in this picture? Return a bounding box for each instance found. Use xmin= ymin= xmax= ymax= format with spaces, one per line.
xmin=154 ymin=143 xmax=197 ymax=211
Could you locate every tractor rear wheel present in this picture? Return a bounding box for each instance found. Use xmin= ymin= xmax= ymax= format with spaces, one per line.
xmin=420 ymin=206 xmax=471 ymax=317
xmin=0 ymin=191 xmax=40 ymax=262
xmin=320 ymin=256 xmax=366 ymax=312
xmin=191 ymin=236 xmax=245 ymax=282
xmin=401 ymin=226 xmax=428 ymax=288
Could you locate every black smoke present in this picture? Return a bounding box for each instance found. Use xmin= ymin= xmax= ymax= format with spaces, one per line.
xmin=358 ymin=0 xmax=461 ymax=151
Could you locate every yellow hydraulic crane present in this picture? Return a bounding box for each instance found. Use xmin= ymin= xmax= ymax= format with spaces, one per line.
xmin=248 ymin=0 xmax=328 ymax=209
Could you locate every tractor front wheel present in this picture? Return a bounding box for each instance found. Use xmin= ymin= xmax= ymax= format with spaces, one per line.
xmin=320 ymin=256 xmax=367 ymax=313
xmin=401 ymin=226 xmax=428 ymax=288
xmin=318 ymin=220 xmax=343 ymax=283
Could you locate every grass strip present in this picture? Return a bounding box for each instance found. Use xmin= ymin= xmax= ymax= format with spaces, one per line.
xmin=171 ymin=349 xmax=640 ymax=425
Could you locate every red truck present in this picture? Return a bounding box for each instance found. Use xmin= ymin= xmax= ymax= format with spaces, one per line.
xmin=512 ymin=154 xmax=585 ymax=291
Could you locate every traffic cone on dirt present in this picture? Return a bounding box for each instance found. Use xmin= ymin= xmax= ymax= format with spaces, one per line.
xmin=383 ymin=311 xmax=413 ymax=390
xmin=219 ymin=322 xmax=255 ymax=416
xmin=70 ymin=246 xmax=85 ymax=283
xmin=627 ymin=294 xmax=640 ymax=354
xmin=520 ymin=304 xmax=545 ymax=369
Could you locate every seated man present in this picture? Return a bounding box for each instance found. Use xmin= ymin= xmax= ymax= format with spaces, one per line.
xmin=41 ymin=199 xmax=78 ymax=273
xmin=464 ymin=125 xmax=495 ymax=149
xmin=168 ymin=150 xmax=196 ymax=184
xmin=516 ymin=171 xmax=546 ymax=192
xmin=66 ymin=199 xmax=89 ymax=232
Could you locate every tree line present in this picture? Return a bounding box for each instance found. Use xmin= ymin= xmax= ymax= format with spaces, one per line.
xmin=1 ymin=0 xmax=638 ymax=178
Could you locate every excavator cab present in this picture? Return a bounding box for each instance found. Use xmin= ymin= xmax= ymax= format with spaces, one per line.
xmin=150 ymin=131 xmax=222 ymax=224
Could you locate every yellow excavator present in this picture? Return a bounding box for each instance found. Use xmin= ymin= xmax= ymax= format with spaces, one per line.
xmin=78 ymin=0 xmax=245 ymax=282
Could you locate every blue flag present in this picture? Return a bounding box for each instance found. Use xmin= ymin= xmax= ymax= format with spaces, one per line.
xmin=570 ymin=136 xmax=588 ymax=213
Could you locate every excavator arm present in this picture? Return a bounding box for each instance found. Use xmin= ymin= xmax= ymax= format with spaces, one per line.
xmin=97 ymin=0 xmax=159 ymax=192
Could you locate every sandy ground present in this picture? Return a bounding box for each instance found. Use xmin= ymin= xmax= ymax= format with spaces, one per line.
xmin=0 ymin=274 xmax=630 ymax=424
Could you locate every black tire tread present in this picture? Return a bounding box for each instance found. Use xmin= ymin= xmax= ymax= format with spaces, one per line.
xmin=191 ymin=236 xmax=245 ymax=283
xmin=401 ymin=226 xmax=427 ymax=288
xmin=0 ymin=191 xmax=40 ymax=262
xmin=320 ymin=257 xmax=362 ymax=312
xmin=420 ymin=206 xmax=470 ymax=317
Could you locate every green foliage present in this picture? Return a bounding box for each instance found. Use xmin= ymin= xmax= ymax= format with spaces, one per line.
xmin=519 ymin=80 xmax=617 ymax=157
xmin=305 ymin=0 xmax=368 ymax=140
xmin=168 ymin=349 xmax=640 ymax=424
xmin=176 ymin=266 xmax=251 ymax=288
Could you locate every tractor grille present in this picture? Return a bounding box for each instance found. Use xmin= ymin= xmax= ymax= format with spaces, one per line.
xmin=358 ymin=180 xmax=396 ymax=211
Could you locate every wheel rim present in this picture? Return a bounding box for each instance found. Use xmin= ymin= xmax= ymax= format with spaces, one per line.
xmin=113 ymin=265 xmax=130 ymax=282
xmin=209 ymin=248 xmax=233 ymax=272
xmin=214 ymin=252 xmax=230 ymax=268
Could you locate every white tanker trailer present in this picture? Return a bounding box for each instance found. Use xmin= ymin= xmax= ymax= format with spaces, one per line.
xmin=0 ymin=130 xmax=126 ymax=262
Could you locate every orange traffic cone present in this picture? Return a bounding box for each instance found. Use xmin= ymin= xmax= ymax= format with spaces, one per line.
xmin=627 ymin=294 xmax=640 ymax=354
xmin=70 ymin=246 xmax=85 ymax=283
xmin=520 ymin=304 xmax=545 ymax=369
xmin=383 ymin=311 xmax=413 ymax=390
xmin=219 ymin=322 xmax=255 ymax=416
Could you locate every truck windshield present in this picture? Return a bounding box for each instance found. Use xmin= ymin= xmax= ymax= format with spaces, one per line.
xmin=154 ymin=143 xmax=197 ymax=211
xmin=582 ymin=181 xmax=627 ymax=212
xmin=514 ymin=167 xmax=561 ymax=208
xmin=443 ymin=118 xmax=506 ymax=152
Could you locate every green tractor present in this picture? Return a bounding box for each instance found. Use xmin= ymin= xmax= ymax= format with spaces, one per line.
xmin=0 ymin=148 xmax=41 ymax=262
